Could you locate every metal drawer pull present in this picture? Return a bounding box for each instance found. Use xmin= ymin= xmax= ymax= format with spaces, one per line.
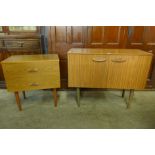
xmin=28 ymin=68 xmax=38 ymax=72
xmin=111 ymin=58 xmax=126 ymax=63
xmin=30 ymin=83 xmax=39 ymax=86
xmin=17 ymin=41 xmax=24 ymax=44
xmin=17 ymin=41 xmax=24 ymax=47
xmin=92 ymin=57 xmax=107 ymax=62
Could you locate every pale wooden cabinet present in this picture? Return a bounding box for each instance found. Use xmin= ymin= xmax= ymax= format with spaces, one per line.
xmin=68 ymin=48 xmax=153 ymax=108
xmin=2 ymin=54 xmax=60 ymax=111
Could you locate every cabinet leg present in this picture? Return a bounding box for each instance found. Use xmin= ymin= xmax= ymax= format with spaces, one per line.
xmin=122 ymin=89 xmax=125 ymax=98
xmin=14 ymin=92 xmax=22 ymax=111
xmin=127 ymin=89 xmax=134 ymax=109
xmin=76 ymin=88 xmax=80 ymax=107
xmin=52 ymin=88 xmax=58 ymax=107
xmin=22 ymin=91 xmax=26 ymax=99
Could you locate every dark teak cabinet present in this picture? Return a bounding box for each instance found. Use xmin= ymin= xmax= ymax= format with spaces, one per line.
xmin=0 ymin=26 xmax=42 ymax=88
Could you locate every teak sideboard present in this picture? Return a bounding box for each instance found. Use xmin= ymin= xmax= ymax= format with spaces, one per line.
xmin=68 ymin=48 xmax=153 ymax=108
xmin=1 ymin=54 xmax=60 ymax=111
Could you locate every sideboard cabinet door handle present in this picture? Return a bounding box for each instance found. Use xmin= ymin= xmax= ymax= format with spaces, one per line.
xmin=92 ymin=57 xmax=107 ymax=62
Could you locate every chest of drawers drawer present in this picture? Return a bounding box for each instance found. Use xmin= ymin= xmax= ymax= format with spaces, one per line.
xmin=5 ymin=73 xmax=60 ymax=91
xmin=4 ymin=39 xmax=41 ymax=51
xmin=3 ymin=61 xmax=58 ymax=77
xmin=0 ymin=40 xmax=4 ymax=48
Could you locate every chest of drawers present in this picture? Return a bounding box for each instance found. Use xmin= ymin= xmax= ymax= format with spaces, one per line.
xmin=4 ymin=39 xmax=41 ymax=51
xmin=0 ymin=35 xmax=42 ymax=88
xmin=1 ymin=54 xmax=60 ymax=111
xmin=68 ymin=48 xmax=153 ymax=108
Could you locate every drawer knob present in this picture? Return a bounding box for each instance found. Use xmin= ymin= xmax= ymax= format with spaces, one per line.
xmin=30 ymin=83 xmax=39 ymax=86
xmin=111 ymin=58 xmax=126 ymax=63
xmin=92 ymin=57 xmax=107 ymax=62
xmin=28 ymin=68 xmax=38 ymax=72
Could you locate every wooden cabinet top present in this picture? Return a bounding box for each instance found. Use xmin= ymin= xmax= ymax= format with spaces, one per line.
xmin=68 ymin=48 xmax=153 ymax=56
xmin=1 ymin=54 xmax=59 ymax=63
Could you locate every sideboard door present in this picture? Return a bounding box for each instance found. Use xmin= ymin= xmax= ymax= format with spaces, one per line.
xmin=107 ymin=55 xmax=152 ymax=89
xmin=80 ymin=55 xmax=109 ymax=88
xmin=68 ymin=54 xmax=109 ymax=88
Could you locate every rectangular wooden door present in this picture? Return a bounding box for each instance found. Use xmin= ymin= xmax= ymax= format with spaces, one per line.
xmin=107 ymin=55 xmax=152 ymax=89
xmin=68 ymin=54 xmax=109 ymax=88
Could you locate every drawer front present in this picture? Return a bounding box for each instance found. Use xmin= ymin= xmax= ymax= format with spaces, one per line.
xmin=0 ymin=40 xmax=4 ymax=48
xmin=107 ymin=55 xmax=152 ymax=89
xmin=5 ymin=73 xmax=60 ymax=91
xmin=3 ymin=61 xmax=58 ymax=76
xmin=4 ymin=39 xmax=41 ymax=51
xmin=2 ymin=61 xmax=60 ymax=91
xmin=68 ymin=54 xmax=109 ymax=88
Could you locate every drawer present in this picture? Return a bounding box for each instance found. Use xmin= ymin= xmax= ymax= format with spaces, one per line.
xmin=5 ymin=73 xmax=60 ymax=91
xmin=2 ymin=61 xmax=59 ymax=77
xmin=4 ymin=39 xmax=40 ymax=50
xmin=0 ymin=40 xmax=4 ymax=48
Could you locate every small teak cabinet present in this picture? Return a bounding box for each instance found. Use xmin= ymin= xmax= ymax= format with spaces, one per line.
xmin=1 ymin=54 xmax=60 ymax=111
xmin=68 ymin=48 xmax=153 ymax=108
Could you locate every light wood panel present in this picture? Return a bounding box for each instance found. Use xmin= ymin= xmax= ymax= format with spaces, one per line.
xmin=68 ymin=54 xmax=109 ymax=88
xmin=107 ymin=55 xmax=152 ymax=89
xmin=79 ymin=55 xmax=109 ymax=88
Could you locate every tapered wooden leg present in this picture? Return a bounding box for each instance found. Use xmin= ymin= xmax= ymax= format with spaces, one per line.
xmin=14 ymin=92 xmax=22 ymax=111
xmin=52 ymin=88 xmax=58 ymax=107
xmin=122 ymin=89 xmax=125 ymax=98
xmin=76 ymin=88 xmax=80 ymax=107
xmin=22 ymin=91 xmax=26 ymax=99
xmin=127 ymin=89 xmax=134 ymax=109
